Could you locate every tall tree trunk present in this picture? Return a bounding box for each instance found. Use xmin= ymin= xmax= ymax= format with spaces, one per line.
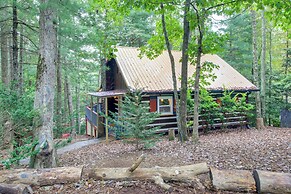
xmin=76 ymin=63 xmax=81 ymax=134
xmin=19 ymin=24 xmax=24 ymax=95
xmin=1 ymin=20 xmax=9 ymax=86
xmin=160 ymin=3 xmax=181 ymax=140
xmin=179 ymin=0 xmax=191 ymax=142
xmin=11 ymin=0 xmax=19 ymax=90
xmin=76 ymin=85 xmax=81 ymax=135
xmin=30 ymin=0 xmax=57 ymax=168
xmin=63 ymin=78 xmax=68 ymax=124
xmin=192 ymin=7 xmax=205 ymax=143
xmin=268 ymin=29 xmax=272 ymax=126
xmin=260 ymin=8 xmax=266 ymax=124
xmin=56 ymin=20 xmax=62 ymax=133
xmin=285 ymin=31 xmax=289 ymax=107
xmin=251 ymin=10 xmax=263 ymax=129
xmin=65 ymin=75 xmax=76 ymax=138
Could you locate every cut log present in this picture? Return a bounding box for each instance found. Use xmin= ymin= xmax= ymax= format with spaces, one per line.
xmin=89 ymin=162 xmax=209 ymax=182
xmin=0 ymin=183 xmax=33 ymax=194
xmin=0 ymin=166 xmax=83 ymax=186
xmin=128 ymin=154 xmax=145 ymax=172
xmin=210 ymin=167 xmax=256 ymax=192
xmin=253 ymin=170 xmax=291 ymax=194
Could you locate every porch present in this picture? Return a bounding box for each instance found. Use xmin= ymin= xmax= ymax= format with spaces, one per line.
xmin=85 ymin=89 xmax=126 ymax=143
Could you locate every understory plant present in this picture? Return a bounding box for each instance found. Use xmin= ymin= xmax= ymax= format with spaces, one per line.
xmin=109 ymin=89 xmax=160 ymax=150
xmin=187 ymin=87 xmax=254 ymax=131
xmin=0 ymin=84 xmax=39 ymax=168
xmin=199 ymin=89 xmax=219 ymax=131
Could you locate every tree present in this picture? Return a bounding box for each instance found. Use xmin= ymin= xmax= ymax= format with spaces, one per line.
xmin=260 ymin=8 xmax=266 ymax=123
xmin=251 ymin=9 xmax=264 ymax=129
xmin=110 ymin=89 xmax=160 ymax=150
xmin=0 ymin=14 xmax=9 ymax=86
xmin=160 ymin=3 xmax=182 ymax=142
xmin=179 ymin=0 xmax=191 ymax=142
xmin=30 ymin=0 xmax=57 ymax=168
xmin=11 ymin=0 xmax=19 ymax=91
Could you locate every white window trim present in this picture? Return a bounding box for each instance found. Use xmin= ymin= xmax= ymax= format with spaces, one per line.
xmin=157 ymin=96 xmax=173 ymax=115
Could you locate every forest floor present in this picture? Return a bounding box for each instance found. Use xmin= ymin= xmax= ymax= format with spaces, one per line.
xmin=18 ymin=127 xmax=291 ymax=193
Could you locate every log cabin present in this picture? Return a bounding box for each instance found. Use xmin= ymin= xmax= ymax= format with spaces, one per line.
xmin=85 ymin=46 xmax=258 ymax=139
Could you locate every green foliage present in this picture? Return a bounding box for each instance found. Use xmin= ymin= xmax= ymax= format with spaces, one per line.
xmin=1 ymin=138 xmax=39 ymax=169
xmin=109 ymin=89 xmax=160 ymax=150
xmin=188 ymin=88 xmax=254 ymax=131
xmin=199 ymin=89 xmax=220 ymax=130
xmin=0 ymin=85 xmax=37 ymax=146
xmin=0 ymin=84 xmax=40 ymax=168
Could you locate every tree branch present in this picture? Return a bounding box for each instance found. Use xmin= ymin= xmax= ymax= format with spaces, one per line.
xmin=190 ymin=2 xmax=203 ymax=41
xmin=18 ymin=20 xmax=39 ymax=32
xmin=0 ymin=17 xmax=12 ymax=24
xmin=21 ymin=33 xmax=38 ymax=49
xmin=205 ymin=0 xmax=237 ymax=11
xmin=0 ymin=6 xmax=12 ymax=10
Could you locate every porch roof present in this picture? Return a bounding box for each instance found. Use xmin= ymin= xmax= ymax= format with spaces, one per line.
xmin=88 ymin=89 xmax=127 ymax=98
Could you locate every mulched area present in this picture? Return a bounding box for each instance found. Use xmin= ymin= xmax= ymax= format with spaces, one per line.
xmin=33 ymin=127 xmax=291 ymax=193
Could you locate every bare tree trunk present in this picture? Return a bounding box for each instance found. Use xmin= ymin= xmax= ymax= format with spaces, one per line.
xmin=56 ymin=20 xmax=62 ymax=133
xmin=1 ymin=20 xmax=9 ymax=86
xmin=160 ymin=3 xmax=181 ymax=139
xmin=76 ymin=85 xmax=81 ymax=134
xmin=63 ymin=78 xmax=68 ymax=124
xmin=76 ymin=63 xmax=81 ymax=134
xmin=65 ymin=75 xmax=76 ymax=138
xmin=11 ymin=0 xmax=19 ymax=90
xmin=251 ymin=10 xmax=263 ymax=129
xmin=19 ymin=24 xmax=24 ymax=95
xmin=192 ymin=4 xmax=205 ymax=143
xmin=192 ymin=36 xmax=202 ymax=143
xmin=285 ymin=31 xmax=289 ymax=107
xmin=260 ymin=8 xmax=266 ymax=124
xmin=268 ymin=29 xmax=272 ymax=126
xmin=30 ymin=0 xmax=57 ymax=168
xmin=179 ymin=0 xmax=191 ymax=142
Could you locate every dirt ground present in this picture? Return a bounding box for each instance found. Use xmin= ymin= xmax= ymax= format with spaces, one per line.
xmin=19 ymin=127 xmax=291 ymax=193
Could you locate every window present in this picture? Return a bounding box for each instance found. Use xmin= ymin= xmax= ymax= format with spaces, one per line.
xmin=157 ymin=96 xmax=173 ymax=115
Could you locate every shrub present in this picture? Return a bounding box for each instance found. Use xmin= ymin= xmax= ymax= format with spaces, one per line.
xmin=109 ymin=89 xmax=160 ymax=150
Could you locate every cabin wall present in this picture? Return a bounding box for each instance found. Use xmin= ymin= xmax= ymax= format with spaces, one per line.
xmin=106 ymin=59 xmax=127 ymax=91
xmin=145 ymin=92 xmax=251 ymax=133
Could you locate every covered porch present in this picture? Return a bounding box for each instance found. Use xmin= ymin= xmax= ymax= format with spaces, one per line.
xmin=85 ymin=89 xmax=126 ymax=143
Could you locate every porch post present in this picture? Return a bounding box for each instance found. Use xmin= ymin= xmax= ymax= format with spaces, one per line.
xmin=96 ymin=97 xmax=99 ymax=138
xmin=105 ymin=97 xmax=109 ymax=143
xmin=90 ymin=95 xmax=93 ymax=137
xmin=118 ymin=96 xmax=122 ymax=116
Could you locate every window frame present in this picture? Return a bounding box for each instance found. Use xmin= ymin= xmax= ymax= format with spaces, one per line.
xmin=157 ymin=96 xmax=173 ymax=115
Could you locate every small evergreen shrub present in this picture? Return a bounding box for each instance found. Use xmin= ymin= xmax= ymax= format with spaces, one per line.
xmin=109 ymin=89 xmax=160 ymax=150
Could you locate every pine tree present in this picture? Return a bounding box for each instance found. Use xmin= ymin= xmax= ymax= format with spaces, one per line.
xmin=110 ymin=89 xmax=160 ymax=150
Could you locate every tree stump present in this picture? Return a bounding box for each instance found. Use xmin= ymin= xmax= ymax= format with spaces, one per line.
xmin=210 ymin=167 xmax=256 ymax=192
xmin=253 ymin=170 xmax=291 ymax=193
